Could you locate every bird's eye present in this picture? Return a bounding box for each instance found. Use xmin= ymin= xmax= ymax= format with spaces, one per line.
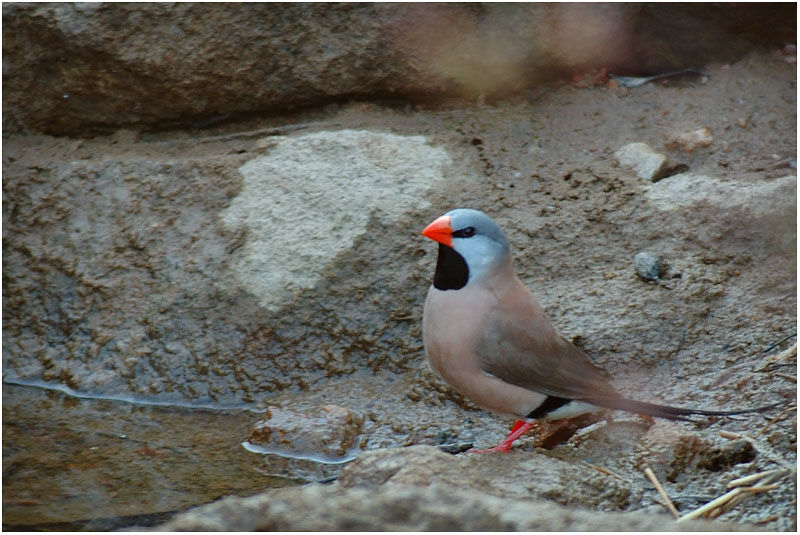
xmin=453 ymin=226 xmax=476 ymax=238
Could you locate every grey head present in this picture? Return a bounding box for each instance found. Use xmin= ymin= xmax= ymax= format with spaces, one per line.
xmin=437 ymin=208 xmax=512 ymax=288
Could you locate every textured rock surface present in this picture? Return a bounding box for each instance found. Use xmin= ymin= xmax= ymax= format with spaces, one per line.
xmin=156 ymin=446 xmax=750 ymax=532
xmin=615 ymin=142 xmax=668 ymax=181
xmin=2 ymin=129 xmax=453 ymax=402
xmin=645 ymin=173 xmax=796 ymax=256
xmin=646 ymin=173 xmax=795 ymax=214
xmin=336 ymin=444 xmax=633 ymax=511
xmin=247 ymin=404 xmax=363 ymax=462
xmin=219 ymin=129 xmax=450 ymax=311
xmin=3 ymin=3 xmax=794 ymax=135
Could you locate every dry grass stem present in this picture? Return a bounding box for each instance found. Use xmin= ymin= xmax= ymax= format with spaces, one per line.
xmin=754 ymin=514 xmax=780 ymax=524
xmin=743 ymin=484 xmax=779 ymax=492
xmin=718 ymin=430 xmax=740 ymax=440
xmin=150 ymin=122 xmax=336 ymax=146
xmin=678 ymin=468 xmax=790 ymax=522
xmin=586 ymin=463 xmax=626 ymax=481
xmin=643 ymin=466 xmax=680 ymax=519
xmin=756 ymin=405 xmax=797 ymax=436
xmin=195 ymin=122 xmax=334 ymax=144
xmin=727 ymin=468 xmax=789 ymax=488
xmin=679 ymin=488 xmax=744 ymax=522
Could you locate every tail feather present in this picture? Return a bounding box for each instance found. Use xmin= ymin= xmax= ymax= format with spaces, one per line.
xmin=588 ymin=398 xmax=783 ymax=422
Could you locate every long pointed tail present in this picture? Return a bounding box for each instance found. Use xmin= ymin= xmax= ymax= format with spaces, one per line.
xmin=588 ymin=398 xmax=784 ymax=422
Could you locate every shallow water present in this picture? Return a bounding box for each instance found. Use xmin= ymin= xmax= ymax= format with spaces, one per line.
xmin=1 ymin=383 xmax=341 ymax=530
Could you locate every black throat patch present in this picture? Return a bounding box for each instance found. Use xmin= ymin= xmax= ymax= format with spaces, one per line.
xmin=433 ymin=243 xmax=469 ymax=290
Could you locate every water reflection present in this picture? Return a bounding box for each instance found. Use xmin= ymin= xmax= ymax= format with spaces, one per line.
xmin=2 ymin=384 xmax=340 ymax=530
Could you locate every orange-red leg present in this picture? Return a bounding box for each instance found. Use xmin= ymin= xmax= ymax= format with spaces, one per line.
xmin=469 ymin=420 xmax=535 ymax=453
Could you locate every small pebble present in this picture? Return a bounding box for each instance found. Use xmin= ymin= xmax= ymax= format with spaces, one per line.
xmin=614 ymin=142 xmax=668 ymax=182
xmin=664 ymin=127 xmax=713 ymax=152
xmin=438 ymin=442 xmax=474 ymax=455
xmin=634 ymin=252 xmax=662 ymax=281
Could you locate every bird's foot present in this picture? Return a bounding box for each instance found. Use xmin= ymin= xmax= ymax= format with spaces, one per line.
xmin=467 ymin=420 xmax=536 ymax=454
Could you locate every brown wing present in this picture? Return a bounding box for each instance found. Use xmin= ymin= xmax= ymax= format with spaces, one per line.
xmin=475 ymin=281 xmax=621 ymax=402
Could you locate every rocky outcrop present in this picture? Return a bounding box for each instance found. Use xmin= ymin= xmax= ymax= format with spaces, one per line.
xmin=3 ymin=3 xmax=794 ymax=135
xmin=2 ymin=128 xmax=452 ymax=402
xmin=156 ymin=446 xmax=752 ymax=531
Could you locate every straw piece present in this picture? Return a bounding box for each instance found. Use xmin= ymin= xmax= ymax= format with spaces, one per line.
xmin=743 ymin=484 xmax=780 ymax=492
xmin=727 ymin=468 xmax=788 ymax=489
xmin=643 ymin=466 xmax=680 ymax=519
xmin=756 ymin=405 xmax=797 ymax=436
xmin=679 ymin=468 xmax=789 ymax=522
xmin=678 ymin=488 xmax=744 ymax=522
xmin=585 ymin=462 xmax=626 ymax=481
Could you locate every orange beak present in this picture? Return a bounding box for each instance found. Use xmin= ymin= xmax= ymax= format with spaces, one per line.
xmin=422 ymin=215 xmax=453 ymax=247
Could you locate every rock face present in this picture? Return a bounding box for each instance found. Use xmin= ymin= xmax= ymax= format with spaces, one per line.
xmin=156 ymin=445 xmax=748 ymax=531
xmin=2 ymin=129 xmax=452 ymax=402
xmin=336 ymin=444 xmax=633 ymax=511
xmin=645 ymin=173 xmax=796 ymax=257
xmin=3 ymin=3 xmax=794 ymax=135
xmin=219 ymin=129 xmax=450 ymax=311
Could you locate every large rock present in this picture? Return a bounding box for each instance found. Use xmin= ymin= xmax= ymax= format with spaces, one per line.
xmin=219 ymin=130 xmax=450 ymax=311
xmin=336 ymin=443 xmax=633 ymax=511
xmin=645 ymin=173 xmax=796 ymax=256
xmin=156 ymin=446 xmax=749 ymax=531
xmin=157 ymin=484 xmax=726 ymax=532
xmin=2 ymin=129 xmax=452 ymax=402
xmin=3 ymin=3 xmax=794 ymax=135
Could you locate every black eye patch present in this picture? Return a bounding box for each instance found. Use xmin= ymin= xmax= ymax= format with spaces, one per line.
xmin=452 ymin=226 xmax=476 ymax=238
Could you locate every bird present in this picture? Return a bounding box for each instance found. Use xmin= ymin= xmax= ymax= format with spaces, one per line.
xmin=421 ymin=208 xmax=781 ymax=453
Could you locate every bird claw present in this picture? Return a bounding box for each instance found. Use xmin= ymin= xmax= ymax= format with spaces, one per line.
xmin=467 ymin=420 xmax=535 ymax=453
